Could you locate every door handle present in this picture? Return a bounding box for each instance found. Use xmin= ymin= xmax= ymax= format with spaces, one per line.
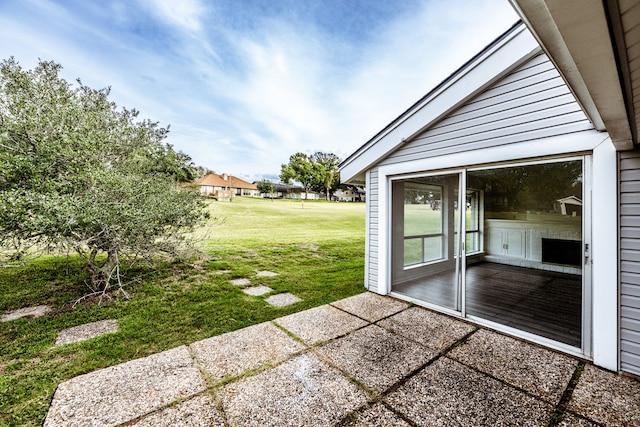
xmin=584 ymin=243 xmax=590 ymax=264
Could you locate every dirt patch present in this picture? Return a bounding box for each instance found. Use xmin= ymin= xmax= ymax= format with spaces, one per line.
xmin=265 ymin=293 xmax=302 ymax=307
xmin=210 ymin=269 xmax=232 ymax=275
xmin=1 ymin=305 xmax=52 ymax=322
xmin=298 ymin=243 xmax=319 ymax=252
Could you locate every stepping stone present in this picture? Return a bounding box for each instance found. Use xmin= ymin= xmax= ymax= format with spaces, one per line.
xmin=243 ymin=286 xmax=273 ymax=296
xmin=56 ymin=319 xmax=119 ymax=346
xmin=1 ymin=304 xmax=52 ymax=322
xmin=331 ymin=292 xmax=408 ymax=322
xmin=44 ymin=346 xmax=207 ymax=427
xmin=230 ymin=278 xmax=251 ymax=286
xmin=219 ymin=353 xmax=367 ymax=427
xmin=265 ymin=293 xmax=302 ymax=307
xmin=256 ymin=270 xmax=279 ymax=277
xmin=190 ymin=322 xmax=304 ymax=382
xmin=275 ymin=305 xmax=367 ymax=345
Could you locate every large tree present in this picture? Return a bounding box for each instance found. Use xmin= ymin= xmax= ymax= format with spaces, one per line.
xmin=311 ymin=152 xmax=340 ymax=200
xmin=279 ymin=153 xmax=315 ymax=199
xmin=256 ymin=180 xmax=275 ymax=197
xmin=0 ymin=58 xmax=208 ymax=294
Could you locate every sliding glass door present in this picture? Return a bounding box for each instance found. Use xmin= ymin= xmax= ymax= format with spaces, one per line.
xmin=465 ymin=160 xmax=584 ymax=347
xmin=391 ymin=172 xmax=463 ymax=312
xmin=390 ymin=158 xmax=588 ymax=350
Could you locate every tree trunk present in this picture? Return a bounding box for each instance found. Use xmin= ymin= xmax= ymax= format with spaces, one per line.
xmin=86 ymin=248 xmax=118 ymax=292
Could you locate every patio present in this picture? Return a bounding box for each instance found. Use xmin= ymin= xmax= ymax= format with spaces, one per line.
xmin=44 ymin=292 xmax=639 ymax=426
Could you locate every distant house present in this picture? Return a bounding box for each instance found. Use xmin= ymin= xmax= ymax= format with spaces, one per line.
xmin=274 ymin=183 xmax=320 ymax=200
xmin=333 ymin=188 xmax=366 ymax=202
xmin=198 ymin=173 xmax=259 ymax=198
xmin=554 ymin=196 xmax=582 ymax=217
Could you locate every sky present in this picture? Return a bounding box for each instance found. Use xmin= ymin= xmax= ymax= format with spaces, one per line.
xmin=0 ymin=0 xmax=519 ymax=182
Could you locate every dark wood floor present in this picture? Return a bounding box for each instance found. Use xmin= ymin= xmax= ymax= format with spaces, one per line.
xmin=392 ymin=262 xmax=582 ymax=347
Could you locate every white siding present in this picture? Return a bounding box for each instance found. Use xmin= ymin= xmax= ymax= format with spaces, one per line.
xmin=378 ymin=53 xmax=594 ymax=167
xmin=620 ymin=150 xmax=640 ymax=376
xmin=367 ymin=168 xmax=379 ymax=293
xmin=366 ymin=53 xmax=596 ymax=298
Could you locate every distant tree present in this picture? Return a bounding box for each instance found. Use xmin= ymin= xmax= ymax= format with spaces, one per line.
xmin=0 ymin=58 xmax=209 ymax=296
xmin=194 ymin=165 xmax=215 ymax=179
xmin=256 ymin=180 xmax=275 ymax=197
xmin=150 ymin=143 xmax=197 ymax=182
xmin=311 ymin=152 xmax=341 ymax=201
xmin=280 ymin=153 xmax=315 ymax=199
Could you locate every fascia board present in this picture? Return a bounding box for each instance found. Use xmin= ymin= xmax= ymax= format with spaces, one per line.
xmin=510 ymin=0 xmax=633 ymax=150
xmin=340 ymin=25 xmax=540 ymax=184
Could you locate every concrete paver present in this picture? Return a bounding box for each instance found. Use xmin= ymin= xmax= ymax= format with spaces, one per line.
xmin=567 ymin=364 xmax=640 ymax=426
xmin=558 ymin=413 xmax=600 ymax=427
xmin=264 ymin=292 xmax=302 ymax=306
xmin=44 ymin=346 xmax=207 ymax=427
xmin=347 ymin=403 xmax=412 ymax=427
xmin=230 ymin=278 xmax=251 ymax=286
xmin=385 ymin=357 xmax=553 ymax=426
xmin=449 ymin=328 xmax=577 ymax=404
xmin=134 ymin=394 xmax=224 ymax=427
xmin=377 ymin=306 xmax=475 ymax=352
xmin=275 ymin=304 xmax=367 ymax=345
xmin=317 ymin=324 xmax=436 ymax=391
xmin=331 ymin=292 xmax=408 ymax=322
xmin=1 ymin=304 xmax=52 ymax=322
xmin=43 ymin=292 xmax=640 ymax=427
xmin=242 ymin=285 xmax=272 ymax=296
xmin=218 ymin=353 xmax=368 ymax=427
xmin=256 ymin=270 xmax=279 ymax=277
xmin=190 ymin=321 xmax=304 ymax=382
xmin=55 ymin=319 xmax=119 ymax=345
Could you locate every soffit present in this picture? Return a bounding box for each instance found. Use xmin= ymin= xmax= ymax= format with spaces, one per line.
xmin=511 ymin=0 xmax=638 ymax=150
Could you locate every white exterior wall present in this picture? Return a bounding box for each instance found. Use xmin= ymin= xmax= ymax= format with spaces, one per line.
xmin=366 ymin=168 xmax=379 ymax=292
xmin=379 ymin=53 xmax=593 ymax=168
xmin=620 ymin=150 xmax=640 ymax=375
xmin=364 ymin=51 xmax=619 ymax=366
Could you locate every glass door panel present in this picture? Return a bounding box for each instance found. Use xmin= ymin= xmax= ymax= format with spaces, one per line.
xmin=465 ymin=160 xmax=583 ymax=347
xmin=391 ymin=173 xmax=462 ymax=311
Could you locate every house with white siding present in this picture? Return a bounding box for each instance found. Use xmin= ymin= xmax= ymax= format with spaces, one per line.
xmin=340 ymin=1 xmax=640 ymax=377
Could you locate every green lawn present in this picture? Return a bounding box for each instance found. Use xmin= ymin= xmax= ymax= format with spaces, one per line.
xmin=0 ymin=197 xmax=366 ymax=427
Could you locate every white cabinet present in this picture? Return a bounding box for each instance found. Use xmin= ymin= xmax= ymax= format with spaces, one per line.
xmin=487 ymin=227 xmax=526 ymax=259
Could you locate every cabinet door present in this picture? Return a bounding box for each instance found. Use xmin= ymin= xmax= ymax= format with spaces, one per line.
xmin=486 ymin=228 xmax=505 ymax=256
xmin=505 ymin=230 xmax=525 ymax=258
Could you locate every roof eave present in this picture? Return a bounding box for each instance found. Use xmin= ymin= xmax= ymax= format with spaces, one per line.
xmin=510 ymin=0 xmax=634 ymax=150
xmin=340 ymin=21 xmax=539 ymax=184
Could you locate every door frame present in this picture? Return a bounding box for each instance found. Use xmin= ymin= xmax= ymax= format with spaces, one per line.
xmin=377 ymin=138 xmax=614 ymax=361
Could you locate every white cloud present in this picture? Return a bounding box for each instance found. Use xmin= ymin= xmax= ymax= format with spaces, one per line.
xmin=0 ymin=0 xmax=520 ymax=181
xmin=138 ymin=0 xmax=206 ymax=33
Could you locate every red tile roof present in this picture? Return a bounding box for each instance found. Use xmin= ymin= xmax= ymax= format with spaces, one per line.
xmin=197 ymin=173 xmax=257 ymax=190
